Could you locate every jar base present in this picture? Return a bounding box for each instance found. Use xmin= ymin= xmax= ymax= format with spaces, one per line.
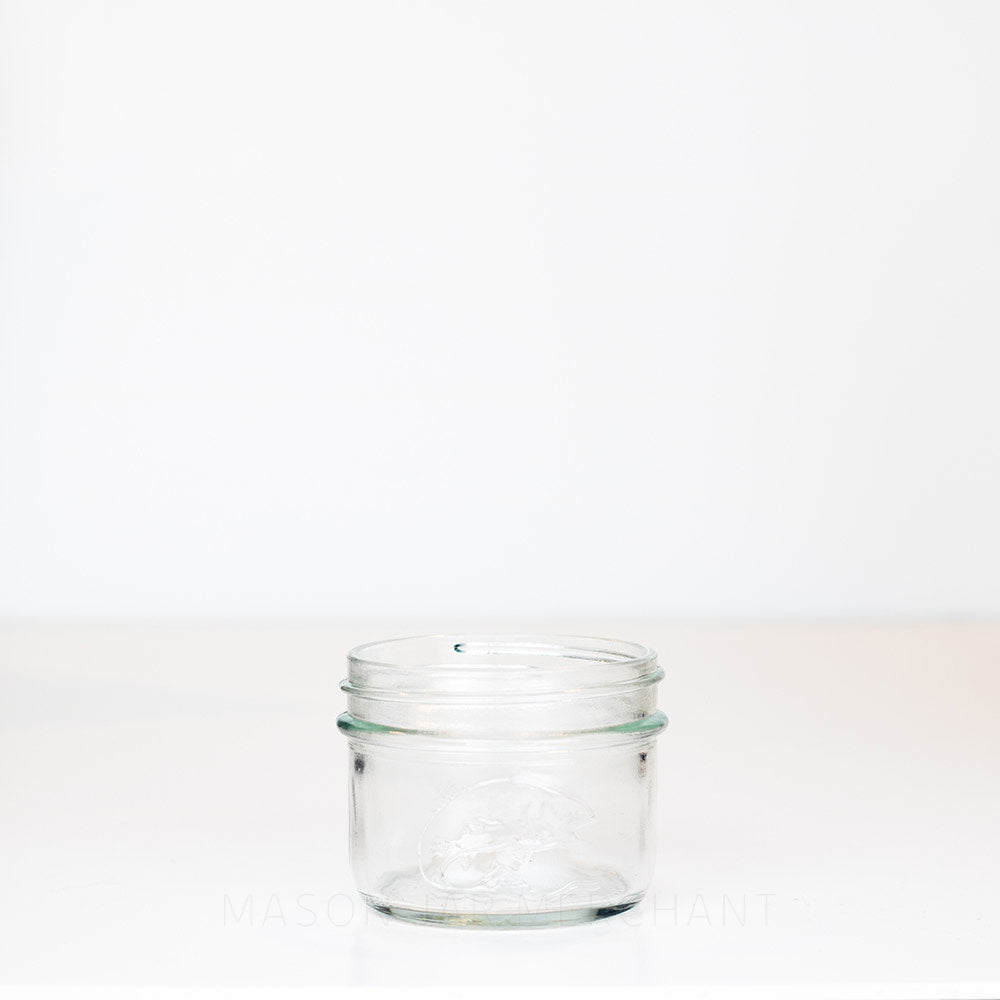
xmin=360 ymin=893 xmax=644 ymax=929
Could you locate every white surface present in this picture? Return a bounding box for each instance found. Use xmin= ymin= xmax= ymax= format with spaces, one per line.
xmin=1 ymin=623 xmax=998 ymax=997
xmin=3 ymin=2 xmax=1000 ymax=621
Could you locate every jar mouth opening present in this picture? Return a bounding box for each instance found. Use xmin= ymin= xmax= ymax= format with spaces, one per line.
xmin=349 ymin=634 xmax=654 ymax=670
xmin=345 ymin=633 xmax=659 ymax=699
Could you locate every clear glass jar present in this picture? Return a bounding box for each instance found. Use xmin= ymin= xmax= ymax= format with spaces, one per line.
xmin=337 ymin=634 xmax=667 ymax=928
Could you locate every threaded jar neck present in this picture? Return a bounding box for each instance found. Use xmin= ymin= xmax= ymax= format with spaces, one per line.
xmin=340 ymin=634 xmax=666 ymax=740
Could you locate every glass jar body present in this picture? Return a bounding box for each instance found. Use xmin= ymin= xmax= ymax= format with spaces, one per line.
xmin=338 ymin=635 xmax=667 ymax=928
xmin=343 ymin=731 xmax=659 ymax=927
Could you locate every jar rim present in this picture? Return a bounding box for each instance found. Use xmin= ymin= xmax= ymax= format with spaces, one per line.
xmin=345 ymin=633 xmax=660 ymax=699
xmin=349 ymin=633 xmax=655 ymax=668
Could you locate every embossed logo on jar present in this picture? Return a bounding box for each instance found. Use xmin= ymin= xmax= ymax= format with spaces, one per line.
xmin=418 ymin=778 xmax=595 ymax=895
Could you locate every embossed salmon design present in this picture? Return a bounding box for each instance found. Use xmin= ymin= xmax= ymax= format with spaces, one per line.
xmin=418 ymin=778 xmax=595 ymax=895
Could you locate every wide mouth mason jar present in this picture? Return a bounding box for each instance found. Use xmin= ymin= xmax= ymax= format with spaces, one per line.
xmin=337 ymin=634 xmax=667 ymax=928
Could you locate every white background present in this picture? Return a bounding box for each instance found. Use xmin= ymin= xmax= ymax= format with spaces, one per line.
xmin=2 ymin=8 xmax=1000 ymax=996
xmin=3 ymin=1 xmax=1000 ymax=622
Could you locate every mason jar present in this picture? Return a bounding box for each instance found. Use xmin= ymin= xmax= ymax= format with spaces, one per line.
xmin=337 ymin=634 xmax=668 ymax=928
